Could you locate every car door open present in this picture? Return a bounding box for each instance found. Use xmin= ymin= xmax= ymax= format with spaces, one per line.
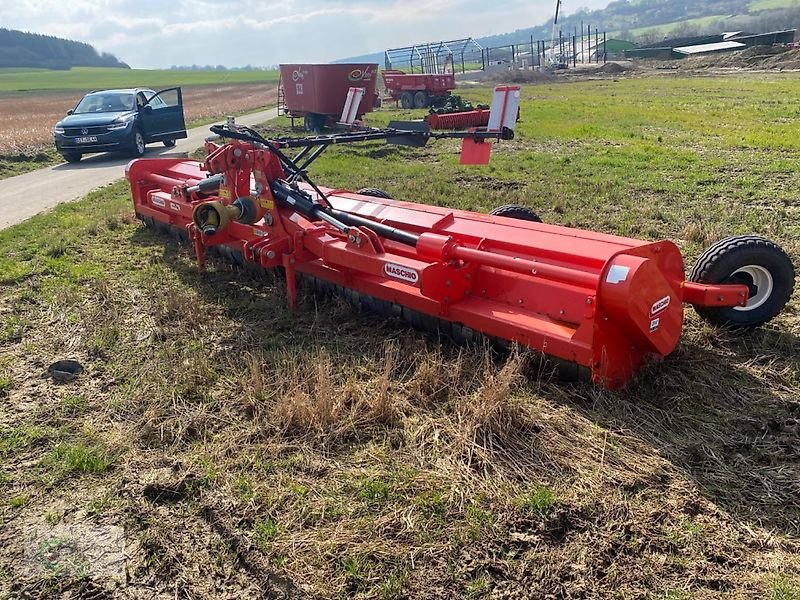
xmin=141 ymin=87 xmax=188 ymax=143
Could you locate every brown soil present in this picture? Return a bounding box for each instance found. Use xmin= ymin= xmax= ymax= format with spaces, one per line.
xmin=681 ymin=46 xmax=800 ymax=70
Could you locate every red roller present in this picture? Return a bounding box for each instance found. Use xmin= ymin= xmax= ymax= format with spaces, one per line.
xmin=427 ymin=109 xmax=491 ymax=130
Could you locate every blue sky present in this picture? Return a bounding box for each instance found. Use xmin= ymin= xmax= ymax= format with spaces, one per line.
xmin=1 ymin=0 xmax=611 ymax=68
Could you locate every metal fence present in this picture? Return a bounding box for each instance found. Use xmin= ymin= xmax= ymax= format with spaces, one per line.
xmin=481 ymin=27 xmax=608 ymax=71
xmin=384 ymin=39 xmax=484 ymax=74
xmin=383 ymin=28 xmax=609 ymax=75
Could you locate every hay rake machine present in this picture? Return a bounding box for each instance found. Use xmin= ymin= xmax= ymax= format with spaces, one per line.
xmin=127 ymin=86 xmax=795 ymax=389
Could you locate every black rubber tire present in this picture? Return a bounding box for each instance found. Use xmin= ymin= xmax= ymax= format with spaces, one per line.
xmin=489 ymin=204 xmax=542 ymax=223
xmin=413 ymin=91 xmax=429 ymax=109
xmin=690 ymin=235 xmax=795 ymax=328
xmin=400 ymin=92 xmax=414 ymax=110
xmin=131 ymin=129 xmax=146 ymax=157
xmin=61 ymin=152 xmax=81 ymax=163
xmin=303 ymin=113 xmax=324 ymax=132
xmin=356 ymin=187 xmax=393 ymax=199
xmin=162 ymin=139 xmax=176 ymax=147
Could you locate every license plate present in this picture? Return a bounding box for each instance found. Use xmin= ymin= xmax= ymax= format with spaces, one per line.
xmin=74 ymin=136 xmax=98 ymax=143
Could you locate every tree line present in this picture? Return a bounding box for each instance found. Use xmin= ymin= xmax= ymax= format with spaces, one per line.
xmin=168 ymin=64 xmax=275 ymax=71
xmin=0 ymin=28 xmax=128 ymax=70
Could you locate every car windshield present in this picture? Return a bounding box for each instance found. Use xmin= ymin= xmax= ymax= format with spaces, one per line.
xmin=73 ymin=92 xmax=135 ymax=114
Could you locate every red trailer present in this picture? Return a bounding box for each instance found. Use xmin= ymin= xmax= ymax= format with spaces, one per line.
xmin=279 ymin=63 xmax=379 ymax=131
xmin=381 ymin=70 xmax=456 ymax=109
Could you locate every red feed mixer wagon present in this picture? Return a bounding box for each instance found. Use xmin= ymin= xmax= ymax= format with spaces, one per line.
xmin=279 ymin=63 xmax=379 ymax=131
xmin=126 ymin=87 xmax=795 ymax=389
xmin=382 ymin=70 xmax=456 ymax=109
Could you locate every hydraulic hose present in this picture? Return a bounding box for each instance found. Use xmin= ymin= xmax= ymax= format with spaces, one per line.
xmin=271 ymin=181 xmax=420 ymax=247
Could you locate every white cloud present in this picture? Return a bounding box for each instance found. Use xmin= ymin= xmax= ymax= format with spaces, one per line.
xmin=0 ymin=0 xmax=612 ymax=68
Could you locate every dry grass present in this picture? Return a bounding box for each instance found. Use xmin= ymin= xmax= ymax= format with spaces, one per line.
xmin=0 ymin=190 xmax=797 ymax=597
xmin=0 ymin=84 xmax=277 ymax=155
xmin=1 ymin=73 xmax=800 ymax=597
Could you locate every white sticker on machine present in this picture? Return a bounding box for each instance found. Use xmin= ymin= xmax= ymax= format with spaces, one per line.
xmin=151 ymin=196 xmax=165 ymax=208
xmin=651 ymin=295 xmax=671 ymax=316
xmin=650 ymin=318 xmax=661 ymax=333
xmin=384 ymin=263 xmax=420 ymax=285
xmin=606 ymin=265 xmax=630 ymax=285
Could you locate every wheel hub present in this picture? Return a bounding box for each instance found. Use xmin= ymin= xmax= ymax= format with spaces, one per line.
xmin=731 ymin=265 xmax=773 ymax=311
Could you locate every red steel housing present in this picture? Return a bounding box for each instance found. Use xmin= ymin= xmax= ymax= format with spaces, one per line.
xmin=126 ymin=139 xmax=755 ymax=390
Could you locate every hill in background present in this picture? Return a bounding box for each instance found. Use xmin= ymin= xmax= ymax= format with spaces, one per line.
xmin=478 ymin=0 xmax=800 ymax=47
xmin=0 ymin=28 xmax=128 ymax=70
xmin=339 ymin=0 xmax=800 ymax=64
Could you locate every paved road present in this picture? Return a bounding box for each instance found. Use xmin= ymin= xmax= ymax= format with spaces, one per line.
xmin=0 ymin=108 xmax=278 ymax=231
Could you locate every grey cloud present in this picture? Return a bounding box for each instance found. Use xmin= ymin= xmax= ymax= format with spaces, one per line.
xmin=2 ymin=0 xmax=613 ymax=67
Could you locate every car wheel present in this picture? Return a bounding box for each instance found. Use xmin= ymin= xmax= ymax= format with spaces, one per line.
xmin=413 ymin=91 xmax=429 ymax=109
xmin=162 ymin=139 xmax=176 ymax=147
xmin=400 ymin=92 xmax=414 ymax=110
xmin=131 ymin=130 xmax=146 ymax=157
xmin=61 ymin=152 xmax=82 ymax=163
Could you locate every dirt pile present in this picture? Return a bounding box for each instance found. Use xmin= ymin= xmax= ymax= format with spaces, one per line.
xmin=595 ymin=62 xmax=632 ymax=74
xmin=684 ymin=46 xmax=800 ymax=70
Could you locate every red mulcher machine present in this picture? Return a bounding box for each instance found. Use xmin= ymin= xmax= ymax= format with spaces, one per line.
xmin=127 ymin=86 xmax=795 ymax=389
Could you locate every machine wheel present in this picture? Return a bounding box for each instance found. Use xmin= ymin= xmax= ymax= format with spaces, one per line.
xmin=413 ymin=91 xmax=429 ymax=109
xmin=61 ymin=152 xmax=81 ymax=163
xmin=304 ymin=113 xmax=325 ymax=132
xmin=690 ymin=235 xmax=795 ymax=328
xmin=131 ymin=130 xmax=146 ymax=157
xmin=400 ymin=92 xmax=414 ymax=110
xmin=356 ymin=187 xmax=393 ymax=199
xmin=162 ymin=139 xmax=176 ymax=147
xmin=489 ymin=204 xmax=542 ymax=223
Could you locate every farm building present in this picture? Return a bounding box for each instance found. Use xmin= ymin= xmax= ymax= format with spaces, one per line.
xmin=673 ymin=41 xmax=746 ymax=57
xmin=575 ymin=38 xmax=635 ymax=62
xmin=625 ymin=29 xmax=796 ymax=60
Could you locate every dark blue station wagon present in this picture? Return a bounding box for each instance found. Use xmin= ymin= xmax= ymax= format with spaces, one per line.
xmin=53 ymin=87 xmax=187 ymax=163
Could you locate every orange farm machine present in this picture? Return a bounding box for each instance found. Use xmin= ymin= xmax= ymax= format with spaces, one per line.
xmin=126 ymin=88 xmax=795 ymax=389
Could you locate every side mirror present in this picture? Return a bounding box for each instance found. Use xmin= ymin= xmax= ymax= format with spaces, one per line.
xmin=143 ymin=105 xmax=153 ymax=114
xmin=66 ymin=109 xmax=73 ymax=116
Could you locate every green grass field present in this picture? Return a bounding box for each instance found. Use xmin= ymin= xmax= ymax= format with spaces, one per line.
xmin=749 ymin=0 xmax=799 ymax=10
xmin=0 ymin=66 xmax=280 ymax=93
xmin=617 ymin=14 xmax=732 ymax=38
xmin=1 ymin=73 xmax=799 ymax=597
